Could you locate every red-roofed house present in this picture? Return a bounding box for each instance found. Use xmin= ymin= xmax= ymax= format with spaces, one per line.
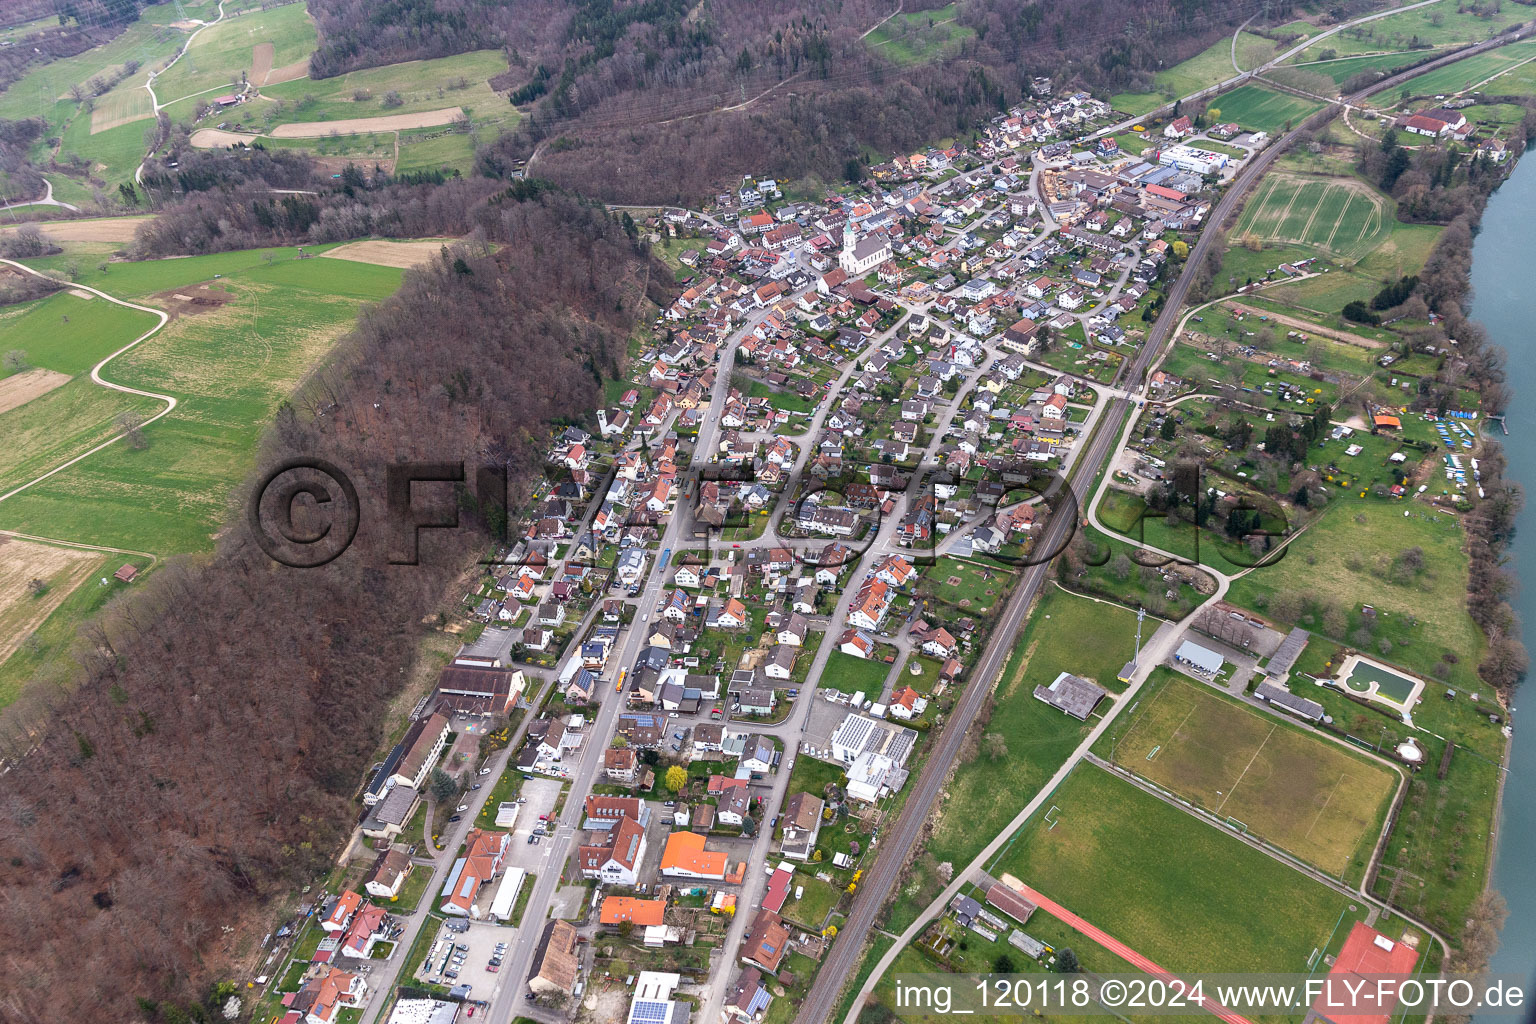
xmin=762 ymin=864 xmax=793 ymax=913
xmin=338 ymin=904 xmax=388 ymax=959
xmin=320 ymin=890 xmax=362 ymax=933
xmin=289 ymin=966 xmax=367 ymax=1024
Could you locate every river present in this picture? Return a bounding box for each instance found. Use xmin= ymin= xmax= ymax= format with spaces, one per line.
xmin=1468 ymin=151 xmax=1536 ymax=1015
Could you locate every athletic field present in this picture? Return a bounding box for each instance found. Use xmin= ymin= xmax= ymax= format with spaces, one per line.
xmin=1234 ymin=172 xmax=1389 ymax=262
xmin=1112 ymin=676 xmax=1398 ymax=876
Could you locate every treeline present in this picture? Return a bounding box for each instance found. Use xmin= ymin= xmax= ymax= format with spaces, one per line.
xmin=131 ymin=175 xmax=503 ymax=256
xmin=0 ymin=187 xmax=660 ymax=1024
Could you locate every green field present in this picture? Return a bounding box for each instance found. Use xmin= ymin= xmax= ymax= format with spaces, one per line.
xmin=0 ymin=246 xmax=402 ymax=554
xmin=1111 ymin=33 xmax=1279 ymax=116
xmin=1293 ymin=50 xmax=1439 ymax=85
xmin=996 ymin=764 xmax=1353 ymax=975
xmin=258 ymin=49 xmax=511 ymax=125
xmin=1290 ymin=3 xmax=1525 ymax=63
xmin=1397 ymin=39 xmax=1536 ymax=98
xmin=1234 ymin=172 xmax=1389 ymax=262
xmin=911 ymin=588 xmax=1136 ymax=908
xmin=864 ymin=4 xmax=977 ymax=66
xmin=1225 ymin=500 xmax=1484 ymax=688
xmin=152 ymin=3 xmax=318 ymax=105
xmin=1105 ymin=673 xmax=1397 ymax=877
xmin=817 ymin=650 xmax=891 ymax=696
xmin=1212 ymin=83 xmax=1324 ymax=134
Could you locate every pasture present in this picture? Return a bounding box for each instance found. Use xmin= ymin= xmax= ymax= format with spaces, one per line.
xmin=1107 ymin=673 xmax=1397 ymax=877
xmin=921 ymin=587 xmax=1136 ymax=871
xmin=0 ymin=246 xmax=403 ymax=554
xmin=1233 ymin=172 xmax=1388 ymax=262
xmin=1213 ymin=83 xmax=1324 ymax=133
xmin=995 ymin=763 xmax=1353 ymax=975
xmin=864 ymin=4 xmax=976 ymax=66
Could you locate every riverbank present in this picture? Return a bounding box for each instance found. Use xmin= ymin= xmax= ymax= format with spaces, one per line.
xmin=1467 ymin=150 xmax=1536 ymax=1017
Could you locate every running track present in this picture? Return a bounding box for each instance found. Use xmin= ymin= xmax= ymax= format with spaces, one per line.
xmin=1011 ymin=881 xmax=1259 ymax=1024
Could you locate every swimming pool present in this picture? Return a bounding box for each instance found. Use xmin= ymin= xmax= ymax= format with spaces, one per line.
xmin=1340 ymin=658 xmax=1419 ymax=704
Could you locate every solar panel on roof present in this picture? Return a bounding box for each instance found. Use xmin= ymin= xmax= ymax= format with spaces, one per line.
xmin=631 ymin=1002 xmax=670 ymax=1024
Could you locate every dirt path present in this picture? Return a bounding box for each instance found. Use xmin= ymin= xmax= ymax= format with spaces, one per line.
xmin=0 ymin=259 xmax=176 ymax=506
xmin=268 ymin=107 xmax=464 ymax=136
xmin=251 ymin=41 xmax=275 ymax=85
xmin=0 ymin=368 xmax=70 ymax=415
xmin=1225 ymin=300 xmax=1386 ymax=349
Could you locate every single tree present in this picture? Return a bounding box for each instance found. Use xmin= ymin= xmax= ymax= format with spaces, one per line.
xmin=664 ymin=764 xmax=687 ymax=792
xmin=428 ymin=767 xmax=457 ymax=804
xmin=1055 ymin=947 xmax=1081 ymax=973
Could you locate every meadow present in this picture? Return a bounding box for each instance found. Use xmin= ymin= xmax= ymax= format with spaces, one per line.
xmin=1103 ymin=672 xmax=1398 ymax=877
xmin=258 ymin=50 xmax=510 ymax=124
xmin=1224 ymin=500 xmax=1484 ymax=688
xmin=1397 ymin=39 xmax=1536 ymax=98
xmin=994 ymin=763 xmax=1353 ymax=975
xmin=1110 ymin=33 xmax=1279 ymax=116
xmin=864 ymin=4 xmax=977 ymax=66
xmin=1211 ymin=83 xmax=1323 ymax=134
xmin=150 ymin=2 xmax=318 ymax=105
xmin=1289 ymin=4 xmax=1525 ymax=63
xmin=0 ymin=245 xmax=403 ymax=554
xmin=1292 ymin=50 xmax=1438 ymax=86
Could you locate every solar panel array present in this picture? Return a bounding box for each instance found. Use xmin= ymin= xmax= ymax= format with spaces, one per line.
xmin=630 ymin=1001 xmax=671 ymax=1024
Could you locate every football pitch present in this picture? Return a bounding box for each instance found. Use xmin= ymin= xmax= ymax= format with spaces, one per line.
xmin=1111 ymin=675 xmax=1398 ymax=876
xmin=1234 ymin=173 xmax=1388 ymax=262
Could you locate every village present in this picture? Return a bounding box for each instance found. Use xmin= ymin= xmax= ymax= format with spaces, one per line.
xmin=257 ymin=60 xmax=1515 ymax=1024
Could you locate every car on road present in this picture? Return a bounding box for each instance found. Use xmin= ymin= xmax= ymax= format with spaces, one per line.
xmin=667 ymin=712 xmax=678 ymax=718
xmin=663 ymin=800 xmax=675 ymax=807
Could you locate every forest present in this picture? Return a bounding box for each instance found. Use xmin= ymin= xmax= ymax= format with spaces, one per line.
xmin=295 ymin=0 xmax=1273 ymax=202
xmin=0 ymin=184 xmax=664 ymax=1024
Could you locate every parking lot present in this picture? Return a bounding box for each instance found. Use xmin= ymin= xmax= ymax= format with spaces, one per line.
xmin=414 ymin=916 xmax=514 ymax=1004
xmin=502 ymin=776 xmax=567 ymax=875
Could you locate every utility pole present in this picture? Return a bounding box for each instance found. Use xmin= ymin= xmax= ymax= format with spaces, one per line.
xmin=1132 ymin=605 xmax=1146 ymax=671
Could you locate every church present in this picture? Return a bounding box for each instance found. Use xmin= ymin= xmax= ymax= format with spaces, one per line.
xmin=839 ymin=224 xmax=892 ymax=277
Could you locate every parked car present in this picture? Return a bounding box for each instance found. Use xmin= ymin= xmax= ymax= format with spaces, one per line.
xmin=456 ymin=804 xmax=470 ymax=812
xmin=479 ymin=767 xmax=492 ymax=776
xmin=526 ymin=835 xmax=537 ymax=845
xmin=447 ymin=814 xmax=462 ymax=823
